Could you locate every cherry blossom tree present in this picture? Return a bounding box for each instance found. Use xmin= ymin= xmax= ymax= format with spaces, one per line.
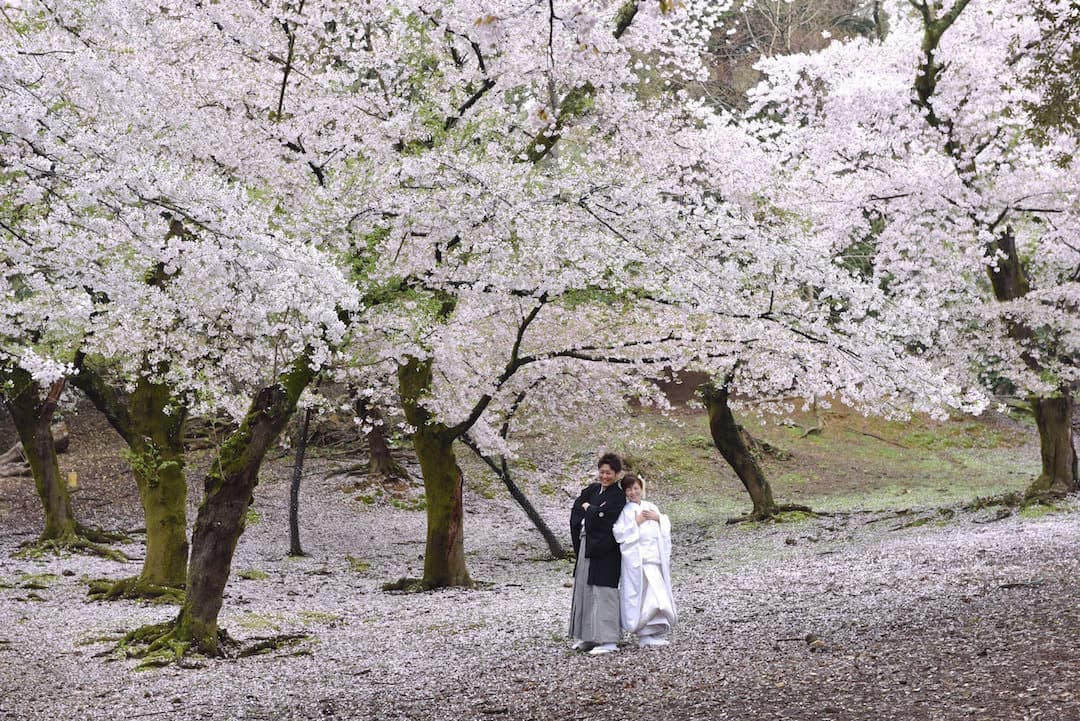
xmin=745 ymin=0 xmax=1078 ymax=498
xmin=324 ymin=0 xmax=720 ymax=586
xmin=2 ymin=0 xmax=361 ymax=651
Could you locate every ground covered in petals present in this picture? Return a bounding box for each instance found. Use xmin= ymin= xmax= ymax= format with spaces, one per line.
xmin=0 ymin=408 xmax=1077 ymax=721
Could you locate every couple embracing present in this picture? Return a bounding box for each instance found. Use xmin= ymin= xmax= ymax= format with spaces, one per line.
xmin=568 ymin=452 xmax=677 ymax=655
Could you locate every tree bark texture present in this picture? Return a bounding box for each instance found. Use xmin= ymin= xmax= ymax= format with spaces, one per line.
xmin=175 ymin=356 xmax=316 ymax=654
xmin=3 ymin=369 xmax=76 ymax=540
xmin=73 ymin=368 xmax=189 ymax=588
xmin=985 ymin=230 xmax=1076 ymax=496
xmin=701 ymin=383 xmax=778 ymax=519
xmin=398 ymin=358 xmax=472 ymax=588
xmin=1029 ymin=393 xmax=1079 ymax=496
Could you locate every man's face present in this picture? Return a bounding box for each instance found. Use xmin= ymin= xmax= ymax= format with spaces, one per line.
xmin=598 ymin=464 xmax=617 ymax=487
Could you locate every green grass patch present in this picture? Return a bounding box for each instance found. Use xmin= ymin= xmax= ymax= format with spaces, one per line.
xmin=297 ymin=611 xmax=342 ymax=626
xmin=358 ymin=490 xmax=382 ymax=505
xmin=772 ymin=510 xmax=813 ymax=524
xmin=237 ymin=569 xmax=269 ymax=581
xmin=234 ymin=612 xmax=284 ymax=631
xmin=18 ymin=573 xmax=60 ymax=590
xmin=390 ymin=496 xmax=427 ymax=511
xmin=1018 ymin=503 xmax=1060 ymax=520
xmin=900 ymin=422 xmax=1014 ymax=450
xmin=773 ymin=471 xmax=812 ymax=488
xmin=345 ymin=555 xmax=370 ymax=574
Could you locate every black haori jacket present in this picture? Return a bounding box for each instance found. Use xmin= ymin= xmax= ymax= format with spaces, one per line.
xmin=570 ymin=482 xmax=627 ymax=588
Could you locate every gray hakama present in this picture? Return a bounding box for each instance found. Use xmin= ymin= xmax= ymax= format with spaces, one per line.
xmin=568 ymin=531 xmax=621 ymax=644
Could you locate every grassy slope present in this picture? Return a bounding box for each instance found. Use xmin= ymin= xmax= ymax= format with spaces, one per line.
xmin=464 ymin=402 xmax=1043 ymax=528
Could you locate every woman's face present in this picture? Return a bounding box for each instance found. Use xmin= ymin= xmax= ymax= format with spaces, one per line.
xmin=597 ymin=464 xmax=617 ymax=487
xmin=625 ymin=482 xmax=643 ymax=504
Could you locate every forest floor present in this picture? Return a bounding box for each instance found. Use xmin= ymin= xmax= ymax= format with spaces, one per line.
xmin=0 ymin=403 xmax=1078 ymax=721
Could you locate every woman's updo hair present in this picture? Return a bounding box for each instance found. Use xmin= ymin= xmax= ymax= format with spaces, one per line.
xmin=620 ymin=473 xmax=643 ymax=492
xmin=598 ymin=452 xmax=622 ymax=473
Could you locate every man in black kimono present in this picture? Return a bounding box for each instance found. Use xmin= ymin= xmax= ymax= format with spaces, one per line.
xmin=568 ymin=452 xmax=627 ymax=654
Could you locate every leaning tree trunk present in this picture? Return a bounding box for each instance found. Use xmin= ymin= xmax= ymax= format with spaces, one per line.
xmin=1028 ymin=391 xmax=1079 ymax=497
xmin=73 ymin=367 xmax=189 ymax=593
xmin=398 ymin=358 xmax=471 ymax=588
xmin=701 ymin=382 xmax=780 ymax=520
xmin=460 ymin=434 xmax=566 ymax=559
xmin=3 ymin=371 xmax=76 ymax=540
xmin=172 ymin=357 xmax=315 ymax=655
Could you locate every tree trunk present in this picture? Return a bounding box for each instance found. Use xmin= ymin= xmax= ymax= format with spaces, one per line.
xmin=983 ymin=230 xmax=1077 ymax=498
xmin=289 ymin=407 xmax=312 ymax=557
xmin=129 ymin=381 xmax=189 ymax=588
xmin=358 ymin=399 xmax=408 ymax=481
xmin=398 ymin=358 xmax=471 ymax=588
xmin=174 ymin=356 xmax=315 ymax=654
xmin=701 ymin=382 xmax=778 ymax=519
xmin=3 ymin=370 xmax=76 ymax=540
xmin=0 ymin=422 xmax=68 ymax=474
xmin=73 ymin=367 xmax=189 ymax=590
xmin=915 ymin=13 xmax=1074 ymax=505
xmin=1028 ymin=392 xmax=1079 ymax=497
xmin=460 ymin=434 xmax=566 ymax=559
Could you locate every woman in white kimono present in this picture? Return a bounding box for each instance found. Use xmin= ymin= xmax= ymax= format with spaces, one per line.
xmin=612 ymin=473 xmax=676 ymax=647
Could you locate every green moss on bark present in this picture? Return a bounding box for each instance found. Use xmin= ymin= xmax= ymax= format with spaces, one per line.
xmin=398 ymin=358 xmax=472 ymax=588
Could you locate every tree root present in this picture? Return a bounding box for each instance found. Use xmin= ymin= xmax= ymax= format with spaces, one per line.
xmin=237 ymin=633 xmax=309 ymax=657
xmin=87 ymin=576 xmax=184 ymax=604
xmin=77 ymin=524 xmax=131 ymax=544
xmin=892 ymin=507 xmax=956 ymax=530
xmin=117 ymin=622 xmax=228 ymax=669
xmin=117 ymin=621 xmax=307 ymax=667
xmin=1022 ymin=488 xmax=1073 ymax=505
xmin=964 ymin=490 xmax=1066 ymax=512
xmin=381 ymin=576 xmax=434 ymax=593
xmin=114 ymin=622 xmax=191 ymax=669
xmin=725 ymin=504 xmax=823 ymax=524
xmin=16 ymin=532 xmax=129 ymax=562
xmin=381 ymin=576 xmax=476 ymax=592
xmin=964 ymin=491 xmax=1023 ymax=511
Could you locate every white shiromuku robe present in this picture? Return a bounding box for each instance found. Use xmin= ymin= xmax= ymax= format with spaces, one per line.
xmin=612 ymin=500 xmax=677 ymax=637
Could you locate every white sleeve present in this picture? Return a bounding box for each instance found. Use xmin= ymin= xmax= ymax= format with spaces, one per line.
xmin=613 ymin=505 xmax=640 ymax=545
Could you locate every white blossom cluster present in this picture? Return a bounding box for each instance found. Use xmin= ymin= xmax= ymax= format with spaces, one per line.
xmin=0 ymin=0 xmax=1073 ymax=442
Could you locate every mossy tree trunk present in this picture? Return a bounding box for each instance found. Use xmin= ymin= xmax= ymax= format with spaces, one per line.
xmin=398 ymin=357 xmax=471 ymax=588
xmin=172 ymin=356 xmax=316 ymax=655
xmin=985 ymin=232 xmax=1077 ymax=498
xmin=701 ymin=382 xmax=780 ymax=520
xmin=3 ymin=369 xmax=76 ymax=540
xmin=74 ymin=363 xmax=189 ymax=590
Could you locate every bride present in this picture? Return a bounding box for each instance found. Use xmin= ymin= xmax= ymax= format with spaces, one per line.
xmin=612 ymin=473 xmax=677 ymax=647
